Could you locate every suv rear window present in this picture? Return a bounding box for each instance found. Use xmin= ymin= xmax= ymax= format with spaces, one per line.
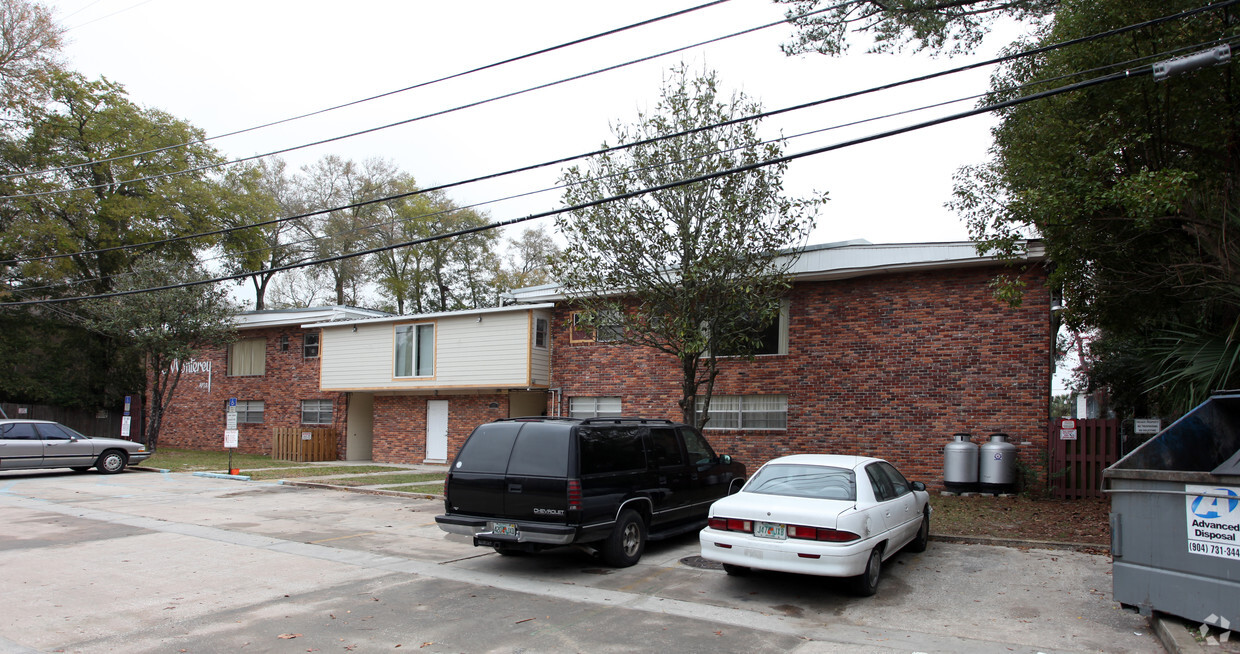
xmin=454 ymin=422 xmax=521 ymax=473
xmin=507 ymin=422 xmax=571 ymax=476
xmin=579 ymin=426 xmax=646 ymax=475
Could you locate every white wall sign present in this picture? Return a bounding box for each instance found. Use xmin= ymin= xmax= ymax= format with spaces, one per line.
xmin=1186 ymin=485 xmax=1240 ymax=561
xmin=1134 ymin=418 xmax=1161 ymax=434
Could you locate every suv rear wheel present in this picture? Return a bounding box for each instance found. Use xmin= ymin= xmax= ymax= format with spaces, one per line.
xmin=601 ymin=509 xmax=646 ymax=567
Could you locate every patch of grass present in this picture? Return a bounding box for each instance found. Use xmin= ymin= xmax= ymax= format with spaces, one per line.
xmin=381 ymin=483 xmax=444 ymax=495
xmin=317 ymin=473 xmax=446 ymax=487
xmin=143 ymin=448 xmax=305 ymax=472
xmin=246 ymin=466 xmax=409 ymax=480
xmin=931 ymin=494 xmax=1111 ymax=545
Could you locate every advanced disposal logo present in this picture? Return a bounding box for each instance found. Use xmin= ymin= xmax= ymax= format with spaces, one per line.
xmin=1186 ymin=485 xmax=1240 ymax=561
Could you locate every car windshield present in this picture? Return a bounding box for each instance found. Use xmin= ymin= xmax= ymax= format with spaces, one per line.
xmin=744 ymin=463 xmax=856 ymax=501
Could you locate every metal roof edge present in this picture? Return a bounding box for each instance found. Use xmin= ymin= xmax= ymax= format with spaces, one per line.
xmin=302 ymin=303 xmax=557 ymax=329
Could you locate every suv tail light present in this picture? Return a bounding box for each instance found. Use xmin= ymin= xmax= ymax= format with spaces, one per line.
xmin=567 ymin=479 xmax=582 ymax=511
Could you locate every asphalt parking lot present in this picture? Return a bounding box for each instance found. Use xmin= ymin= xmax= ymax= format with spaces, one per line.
xmin=0 ymin=468 xmax=1161 ymax=653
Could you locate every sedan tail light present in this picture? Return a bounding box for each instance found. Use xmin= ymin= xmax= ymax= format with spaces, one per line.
xmin=708 ymin=517 xmax=753 ymax=533
xmin=788 ymin=524 xmax=860 ymax=542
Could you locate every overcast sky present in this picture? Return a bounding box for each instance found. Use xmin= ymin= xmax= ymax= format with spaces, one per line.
xmin=43 ymin=0 xmax=1073 ymax=391
xmin=44 ymin=0 xmax=1027 ymax=247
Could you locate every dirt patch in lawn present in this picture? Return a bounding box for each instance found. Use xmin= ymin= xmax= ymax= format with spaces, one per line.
xmin=932 ymin=494 xmax=1111 ymax=546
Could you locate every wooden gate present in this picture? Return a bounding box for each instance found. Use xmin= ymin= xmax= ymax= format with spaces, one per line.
xmin=272 ymin=427 xmax=337 ymax=462
xmin=1047 ymin=418 xmax=1120 ymax=499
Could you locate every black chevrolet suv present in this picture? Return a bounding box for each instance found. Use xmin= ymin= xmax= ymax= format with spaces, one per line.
xmin=435 ymin=416 xmax=746 ymax=567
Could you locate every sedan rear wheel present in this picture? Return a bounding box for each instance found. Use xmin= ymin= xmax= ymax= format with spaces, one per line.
xmin=852 ymin=546 xmax=883 ymax=596
xmin=908 ymin=508 xmax=930 ymax=553
xmin=95 ymin=450 xmax=128 ymax=474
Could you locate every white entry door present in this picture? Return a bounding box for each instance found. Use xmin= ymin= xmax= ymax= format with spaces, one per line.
xmin=425 ymin=400 xmax=449 ymax=463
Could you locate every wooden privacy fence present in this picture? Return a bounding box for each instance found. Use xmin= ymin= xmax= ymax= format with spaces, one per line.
xmin=272 ymin=427 xmax=337 ymax=462
xmin=1047 ymin=418 xmax=1120 ymax=499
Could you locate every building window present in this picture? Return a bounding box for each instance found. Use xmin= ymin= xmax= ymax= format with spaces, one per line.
xmin=279 ymin=335 xmax=289 ymax=351
xmin=394 ymin=322 xmax=434 ymax=377
xmin=534 ymin=317 xmax=549 ymax=349
xmin=234 ymin=400 xmax=264 ymax=424
xmin=714 ymin=299 xmax=790 ymax=357
xmin=696 ymin=395 xmax=787 ymax=430
xmin=570 ymin=309 xmax=623 ymax=343
xmin=227 ymin=338 xmax=266 ymax=376
xmin=303 ymin=332 xmax=320 ymax=358
xmin=301 ymin=399 xmax=333 ymax=425
xmin=569 ymin=396 xmax=622 ymax=418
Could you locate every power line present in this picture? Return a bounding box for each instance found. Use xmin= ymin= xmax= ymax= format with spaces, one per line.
xmin=0 ymin=1 xmax=850 ymax=199
xmin=8 ymin=79 xmax=1002 ymax=298
xmin=0 ymin=57 xmax=1175 ymax=308
xmin=5 ymin=0 xmax=738 ymax=182
xmin=6 ymin=0 xmax=1232 ymax=267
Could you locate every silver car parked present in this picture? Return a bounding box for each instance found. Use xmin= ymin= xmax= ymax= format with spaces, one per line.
xmin=0 ymin=419 xmax=151 ymax=474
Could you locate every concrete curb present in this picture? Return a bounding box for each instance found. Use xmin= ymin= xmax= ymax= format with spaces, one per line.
xmin=279 ymin=479 xmax=443 ymax=499
xmin=191 ymin=471 xmax=251 ymax=481
xmin=1155 ymin=614 xmax=1201 ymax=654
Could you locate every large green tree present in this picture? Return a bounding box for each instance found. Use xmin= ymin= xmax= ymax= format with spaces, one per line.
xmin=950 ymin=1 xmax=1240 ymax=414
xmin=219 ymin=159 xmax=305 ymax=310
xmin=0 ymin=71 xmax=224 ymax=296
xmin=0 ymin=0 xmax=62 ymax=116
xmin=554 ymin=66 xmax=822 ymax=426
xmin=781 ymin=0 xmax=1240 ymax=416
xmin=775 ymin=0 xmax=1054 ymax=55
xmin=87 ymin=263 xmax=238 ymax=449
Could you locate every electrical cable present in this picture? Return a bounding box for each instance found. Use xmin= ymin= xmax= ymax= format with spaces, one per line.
xmin=0 ymin=60 xmax=1171 ymax=307
xmin=9 ymin=1 xmax=1232 ymax=267
xmin=0 ymin=1 xmax=849 ymax=198
xmin=5 ymin=0 xmax=738 ymax=182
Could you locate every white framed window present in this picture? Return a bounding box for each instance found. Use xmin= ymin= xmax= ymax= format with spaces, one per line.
xmin=596 ymin=309 xmax=624 ymax=342
xmin=534 ymin=317 xmax=549 ymax=349
xmin=227 ymin=338 xmax=266 ymax=376
xmin=569 ymin=309 xmax=623 ymax=343
xmin=569 ymin=396 xmax=622 ymax=418
xmin=234 ymin=400 xmax=264 ymax=424
xmin=714 ymin=299 xmax=790 ymax=357
xmin=301 ymin=399 xmax=333 ymax=425
xmin=394 ymin=322 xmax=435 ymax=377
xmin=697 ymin=395 xmax=787 ymax=430
xmin=303 ymin=332 xmax=320 ymax=358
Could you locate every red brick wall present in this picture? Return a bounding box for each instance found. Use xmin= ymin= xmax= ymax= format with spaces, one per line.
xmin=152 ymin=326 xmax=347 ymax=456
xmin=548 ymin=265 xmax=1052 ymax=488
xmin=370 ymin=393 xmax=509 ymax=463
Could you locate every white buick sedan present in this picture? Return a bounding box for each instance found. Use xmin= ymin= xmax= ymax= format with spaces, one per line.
xmin=700 ymin=454 xmax=931 ymax=596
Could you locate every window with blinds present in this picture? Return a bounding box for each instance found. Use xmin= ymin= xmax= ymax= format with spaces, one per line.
xmin=696 ymin=395 xmax=787 ymax=429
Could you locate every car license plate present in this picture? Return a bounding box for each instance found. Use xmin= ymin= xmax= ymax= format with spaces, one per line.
xmin=754 ymin=521 xmax=786 ymax=540
xmin=491 ymin=522 xmax=519 ymax=537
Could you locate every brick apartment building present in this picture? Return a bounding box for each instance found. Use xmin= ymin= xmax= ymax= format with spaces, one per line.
xmin=154 ymin=240 xmax=1051 ymax=485
xmin=152 ymin=306 xmax=389 ymax=456
xmin=506 ymin=240 xmax=1052 ymax=485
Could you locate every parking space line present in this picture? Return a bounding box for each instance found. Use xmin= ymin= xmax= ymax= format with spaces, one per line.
xmin=0 ymin=491 xmax=1082 ymax=653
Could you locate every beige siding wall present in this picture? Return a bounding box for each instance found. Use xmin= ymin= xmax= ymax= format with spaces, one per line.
xmin=530 ymin=309 xmax=551 ymax=386
xmin=320 ymin=310 xmax=550 ymax=391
